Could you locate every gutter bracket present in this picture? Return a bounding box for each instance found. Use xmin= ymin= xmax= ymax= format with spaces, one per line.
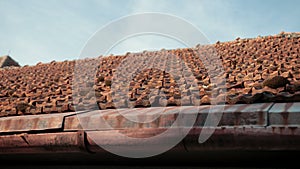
xmin=77 ymin=130 xmax=94 ymax=154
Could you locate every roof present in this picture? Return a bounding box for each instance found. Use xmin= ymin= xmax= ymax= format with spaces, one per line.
xmin=0 ymin=55 xmax=20 ymax=68
xmin=0 ymin=32 xmax=300 ymax=117
xmin=1 ymin=32 xmax=300 ymax=164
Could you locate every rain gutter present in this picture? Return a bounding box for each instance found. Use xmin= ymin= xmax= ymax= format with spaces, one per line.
xmin=1 ymin=103 xmax=300 ymax=155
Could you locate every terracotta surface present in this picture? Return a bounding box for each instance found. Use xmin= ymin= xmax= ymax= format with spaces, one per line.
xmin=0 ymin=32 xmax=300 ymax=117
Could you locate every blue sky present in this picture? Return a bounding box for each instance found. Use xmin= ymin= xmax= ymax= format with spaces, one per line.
xmin=0 ymin=0 xmax=299 ymax=66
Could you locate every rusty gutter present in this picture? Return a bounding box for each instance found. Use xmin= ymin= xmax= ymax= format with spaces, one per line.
xmin=0 ymin=103 xmax=300 ymax=156
xmin=1 ymin=126 xmax=300 ymax=155
xmin=86 ymin=127 xmax=300 ymax=153
xmin=0 ymin=131 xmax=88 ymax=154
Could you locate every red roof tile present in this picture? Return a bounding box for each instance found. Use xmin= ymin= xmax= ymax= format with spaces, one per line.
xmin=0 ymin=32 xmax=300 ymax=117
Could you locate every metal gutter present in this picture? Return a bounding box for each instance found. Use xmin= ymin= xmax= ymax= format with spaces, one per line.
xmin=0 ymin=103 xmax=300 ymax=155
xmin=86 ymin=127 xmax=300 ymax=153
xmin=0 ymin=131 xmax=87 ymax=154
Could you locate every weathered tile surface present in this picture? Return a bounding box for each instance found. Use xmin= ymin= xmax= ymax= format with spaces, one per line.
xmin=0 ymin=32 xmax=300 ymax=118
